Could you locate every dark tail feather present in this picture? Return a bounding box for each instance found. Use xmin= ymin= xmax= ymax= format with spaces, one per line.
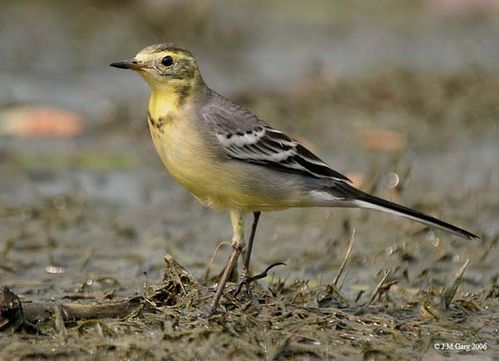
xmin=348 ymin=188 xmax=479 ymax=240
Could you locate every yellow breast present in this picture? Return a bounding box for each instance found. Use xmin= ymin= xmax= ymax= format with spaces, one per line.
xmin=150 ymin=115 xmax=206 ymax=194
xmin=147 ymin=89 xmax=299 ymax=211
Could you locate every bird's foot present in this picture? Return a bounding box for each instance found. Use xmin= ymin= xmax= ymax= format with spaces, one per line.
xmin=199 ymin=262 xmax=286 ymax=318
xmin=200 ymin=307 xmax=217 ymax=319
xmin=231 ymin=262 xmax=286 ymax=297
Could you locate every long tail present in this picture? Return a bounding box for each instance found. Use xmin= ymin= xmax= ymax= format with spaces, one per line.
xmin=333 ymin=182 xmax=479 ymax=240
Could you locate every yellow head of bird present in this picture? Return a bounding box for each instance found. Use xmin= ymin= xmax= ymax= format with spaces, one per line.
xmin=110 ymin=43 xmax=201 ymax=91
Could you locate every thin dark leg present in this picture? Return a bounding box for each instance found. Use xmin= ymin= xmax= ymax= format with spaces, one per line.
xmin=243 ymin=211 xmax=261 ymax=276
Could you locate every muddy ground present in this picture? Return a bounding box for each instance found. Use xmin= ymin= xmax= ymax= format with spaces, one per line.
xmin=1 ymin=1 xmax=498 ymax=360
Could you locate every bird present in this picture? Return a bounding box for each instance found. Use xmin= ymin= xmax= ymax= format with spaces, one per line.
xmin=110 ymin=43 xmax=479 ymax=315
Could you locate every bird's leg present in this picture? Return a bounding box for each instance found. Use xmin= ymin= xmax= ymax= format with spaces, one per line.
xmin=233 ymin=211 xmax=261 ymax=296
xmin=206 ymin=210 xmax=244 ymax=316
xmin=243 ymin=211 xmax=261 ymax=276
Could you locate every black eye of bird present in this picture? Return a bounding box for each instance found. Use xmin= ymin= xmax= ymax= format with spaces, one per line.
xmin=161 ymin=55 xmax=174 ymax=67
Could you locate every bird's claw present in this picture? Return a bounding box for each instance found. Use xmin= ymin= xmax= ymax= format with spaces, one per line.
xmin=231 ymin=262 xmax=286 ymax=296
xmin=201 ymin=309 xmax=216 ymax=319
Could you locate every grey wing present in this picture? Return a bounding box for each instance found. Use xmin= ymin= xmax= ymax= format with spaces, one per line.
xmin=201 ymin=94 xmax=351 ymax=182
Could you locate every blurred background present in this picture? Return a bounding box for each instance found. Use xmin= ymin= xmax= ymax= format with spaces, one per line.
xmin=1 ymin=0 xmax=498 ymax=302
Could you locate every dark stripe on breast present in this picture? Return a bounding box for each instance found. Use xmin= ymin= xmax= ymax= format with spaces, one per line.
xmin=149 ymin=114 xmax=172 ymax=132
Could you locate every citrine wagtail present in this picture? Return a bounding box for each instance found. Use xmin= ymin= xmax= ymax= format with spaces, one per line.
xmin=111 ymin=43 xmax=479 ymax=315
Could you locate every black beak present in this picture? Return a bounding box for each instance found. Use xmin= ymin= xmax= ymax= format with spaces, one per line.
xmin=110 ymin=60 xmax=144 ymax=70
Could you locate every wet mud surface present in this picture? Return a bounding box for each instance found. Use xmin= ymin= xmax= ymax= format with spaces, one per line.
xmin=1 ymin=1 xmax=498 ymax=360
